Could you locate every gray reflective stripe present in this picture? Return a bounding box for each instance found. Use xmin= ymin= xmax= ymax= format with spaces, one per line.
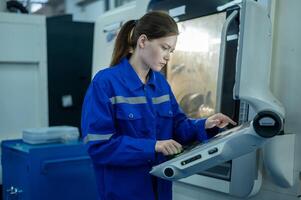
xmin=84 ymin=133 xmax=113 ymax=144
xmin=110 ymin=96 xmax=147 ymax=104
xmin=152 ymin=94 xmax=170 ymax=104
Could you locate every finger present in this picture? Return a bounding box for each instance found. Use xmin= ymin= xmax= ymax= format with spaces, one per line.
xmin=160 ymin=144 xmax=170 ymax=155
xmin=166 ymin=143 xmax=176 ymax=154
xmin=223 ymin=115 xmax=237 ymax=125
xmin=210 ymin=119 xmax=220 ymax=127
xmin=162 ymin=148 xmax=169 ymax=156
xmin=229 ymin=118 xmax=237 ymax=125
xmin=168 ymin=142 xmax=179 ymax=154
xmin=164 ymin=144 xmax=174 ymax=155
xmin=173 ymin=142 xmax=181 ymax=154
xmin=171 ymin=140 xmax=183 ymax=152
xmin=218 ymin=121 xmax=229 ymax=128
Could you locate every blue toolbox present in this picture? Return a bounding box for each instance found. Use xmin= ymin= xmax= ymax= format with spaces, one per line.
xmin=1 ymin=139 xmax=98 ymax=200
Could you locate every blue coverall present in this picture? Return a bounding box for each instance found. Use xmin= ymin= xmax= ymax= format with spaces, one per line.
xmin=81 ymin=58 xmax=212 ymax=200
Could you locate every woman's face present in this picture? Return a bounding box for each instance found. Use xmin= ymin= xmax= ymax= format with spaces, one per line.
xmin=139 ymin=35 xmax=177 ymax=72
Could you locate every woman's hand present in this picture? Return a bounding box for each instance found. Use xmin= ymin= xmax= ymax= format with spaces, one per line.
xmin=205 ymin=113 xmax=237 ymax=129
xmin=155 ymin=139 xmax=183 ymax=156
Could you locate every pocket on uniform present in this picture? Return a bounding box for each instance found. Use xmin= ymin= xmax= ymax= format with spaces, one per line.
xmin=115 ymin=108 xmax=147 ymax=138
xmin=116 ymin=109 xmax=142 ymax=120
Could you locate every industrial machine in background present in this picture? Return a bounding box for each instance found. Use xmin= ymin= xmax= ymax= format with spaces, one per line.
xmin=150 ymin=0 xmax=295 ymax=198
xmin=47 ymin=15 xmax=94 ymax=131
xmin=0 ymin=13 xmax=94 ymax=137
xmin=0 ymin=10 xmax=95 ymax=200
xmin=149 ymin=0 xmax=260 ymax=197
xmin=0 ymin=12 xmax=48 ymax=145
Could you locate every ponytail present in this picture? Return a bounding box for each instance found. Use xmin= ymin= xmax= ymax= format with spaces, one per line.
xmin=110 ymin=20 xmax=136 ymax=66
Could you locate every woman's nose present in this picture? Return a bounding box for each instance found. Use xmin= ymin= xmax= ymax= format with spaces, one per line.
xmin=164 ymin=52 xmax=170 ymax=61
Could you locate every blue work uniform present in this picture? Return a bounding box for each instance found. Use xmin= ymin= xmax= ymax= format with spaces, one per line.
xmin=81 ymin=58 xmax=213 ymax=200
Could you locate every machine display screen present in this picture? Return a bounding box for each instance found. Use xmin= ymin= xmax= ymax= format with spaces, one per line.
xmin=166 ymin=12 xmax=226 ymax=118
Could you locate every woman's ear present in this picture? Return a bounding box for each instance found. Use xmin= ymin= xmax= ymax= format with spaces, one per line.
xmin=137 ymin=34 xmax=148 ymax=49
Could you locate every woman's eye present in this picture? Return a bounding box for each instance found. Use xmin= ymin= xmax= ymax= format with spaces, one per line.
xmin=161 ymin=46 xmax=168 ymax=50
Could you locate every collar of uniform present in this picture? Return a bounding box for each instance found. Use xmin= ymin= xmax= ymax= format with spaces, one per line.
xmin=120 ymin=58 xmax=156 ymax=91
xmin=147 ymin=69 xmax=156 ymax=88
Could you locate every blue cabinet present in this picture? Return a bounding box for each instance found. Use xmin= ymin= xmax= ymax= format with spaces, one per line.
xmin=1 ymin=139 xmax=98 ymax=200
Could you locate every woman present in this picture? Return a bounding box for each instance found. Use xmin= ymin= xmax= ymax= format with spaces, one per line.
xmin=81 ymin=11 xmax=236 ymax=200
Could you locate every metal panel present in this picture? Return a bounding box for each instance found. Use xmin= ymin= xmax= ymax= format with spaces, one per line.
xmin=0 ymin=13 xmax=48 ymax=139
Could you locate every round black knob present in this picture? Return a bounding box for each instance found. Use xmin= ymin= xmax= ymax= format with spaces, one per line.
xmin=164 ymin=167 xmax=174 ymax=178
xmin=253 ymin=110 xmax=282 ymax=138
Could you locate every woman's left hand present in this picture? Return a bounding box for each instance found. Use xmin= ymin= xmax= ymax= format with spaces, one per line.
xmin=205 ymin=113 xmax=237 ymax=129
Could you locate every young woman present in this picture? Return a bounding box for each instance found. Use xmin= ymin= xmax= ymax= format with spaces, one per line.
xmin=81 ymin=11 xmax=236 ymax=200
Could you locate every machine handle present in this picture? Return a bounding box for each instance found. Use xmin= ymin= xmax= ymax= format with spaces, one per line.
xmin=41 ymin=156 xmax=91 ymax=174
xmin=216 ymin=10 xmax=239 ymax=112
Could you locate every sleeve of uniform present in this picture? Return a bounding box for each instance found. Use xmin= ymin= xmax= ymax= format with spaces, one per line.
xmin=168 ymin=86 xmax=218 ymax=145
xmin=81 ymin=79 xmax=156 ymax=166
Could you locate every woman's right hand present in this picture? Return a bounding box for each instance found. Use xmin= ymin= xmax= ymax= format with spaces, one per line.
xmin=155 ymin=139 xmax=183 ymax=156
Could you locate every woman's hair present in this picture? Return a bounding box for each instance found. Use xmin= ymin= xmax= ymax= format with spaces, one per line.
xmin=110 ymin=11 xmax=179 ymax=66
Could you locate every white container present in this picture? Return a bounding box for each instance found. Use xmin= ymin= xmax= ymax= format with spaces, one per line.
xmin=22 ymin=126 xmax=79 ymax=144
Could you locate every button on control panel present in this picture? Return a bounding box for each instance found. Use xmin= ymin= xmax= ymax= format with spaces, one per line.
xmin=181 ymin=154 xmax=202 ymax=166
xmin=208 ymin=147 xmax=218 ymax=155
